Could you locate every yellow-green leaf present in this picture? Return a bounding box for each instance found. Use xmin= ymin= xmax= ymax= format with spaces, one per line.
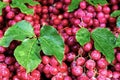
xmin=92 ymin=28 xmax=116 ymax=63
xmin=86 ymin=0 xmax=108 ymax=6
xmin=14 ymin=38 xmax=41 ymax=73
xmin=10 ymin=0 xmax=39 ymax=15
xmin=39 ymin=25 xmax=64 ymax=64
xmin=115 ymin=35 xmax=120 ymax=47
xmin=116 ymin=16 xmax=120 ymax=27
xmin=76 ymin=28 xmax=90 ymax=46
xmin=0 ymin=20 xmax=35 ymax=47
xmin=111 ymin=10 xmax=120 ymax=17
xmin=0 ymin=1 xmax=7 ymax=15
xmin=68 ymin=0 xmax=82 ymax=12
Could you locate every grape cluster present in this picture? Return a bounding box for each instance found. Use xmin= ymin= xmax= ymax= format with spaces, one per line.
xmin=0 ymin=0 xmax=120 ymax=80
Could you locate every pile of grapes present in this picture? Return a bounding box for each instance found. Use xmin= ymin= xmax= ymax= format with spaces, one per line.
xmin=0 ymin=0 xmax=120 ymax=80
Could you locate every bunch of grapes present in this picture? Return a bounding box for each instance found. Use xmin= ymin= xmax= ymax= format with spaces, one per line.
xmin=0 ymin=0 xmax=120 ymax=80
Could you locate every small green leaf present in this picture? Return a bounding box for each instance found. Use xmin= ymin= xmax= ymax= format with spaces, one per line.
xmin=68 ymin=0 xmax=82 ymax=12
xmin=111 ymin=10 xmax=120 ymax=17
xmin=91 ymin=28 xmax=116 ymax=63
xmin=14 ymin=38 xmax=41 ymax=73
xmin=0 ymin=1 xmax=7 ymax=15
xmin=39 ymin=25 xmax=64 ymax=64
xmin=116 ymin=16 xmax=120 ymax=27
xmin=76 ymin=28 xmax=90 ymax=46
xmin=11 ymin=0 xmax=39 ymax=15
xmin=115 ymin=35 xmax=120 ymax=47
xmin=0 ymin=20 xmax=35 ymax=47
xmin=86 ymin=0 xmax=108 ymax=6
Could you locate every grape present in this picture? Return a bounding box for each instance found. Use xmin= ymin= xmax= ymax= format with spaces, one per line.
xmin=90 ymin=50 xmax=101 ymax=60
xmin=85 ymin=59 xmax=96 ymax=70
xmin=97 ymin=58 xmax=108 ymax=69
xmin=71 ymin=66 xmax=83 ymax=76
xmin=83 ymin=42 xmax=92 ymax=52
xmin=79 ymin=1 xmax=87 ymax=9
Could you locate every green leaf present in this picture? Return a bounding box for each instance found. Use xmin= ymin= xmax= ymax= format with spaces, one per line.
xmin=68 ymin=0 xmax=82 ymax=12
xmin=115 ymin=35 xmax=120 ymax=47
xmin=14 ymin=38 xmax=41 ymax=73
xmin=76 ymin=28 xmax=90 ymax=46
xmin=91 ymin=28 xmax=116 ymax=63
xmin=111 ymin=10 xmax=120 ymax=17
xmin=0 ymin=1 xmax=7 ymax=15
xmin=11 ymin=0 xmax=39 ymax=15
xmin=86 ymin=0 xmax=108 ymax=6
xmin=39 ymin=25 xmax=64 ymax=64
xmin=116 ymin=16 xmax=120 ymax=27
xmin=0 ymin=20 xmax=35 ymax=47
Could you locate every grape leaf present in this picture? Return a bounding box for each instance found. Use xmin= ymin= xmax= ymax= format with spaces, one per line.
xmin=115 ymin=35 xmax=120 ymax=47
xmin=14 ymin=38 xmax=41 ymax=73
xmin=39 ymin=25 xmax=64 ymax=64
xmin=91 ymin=28 xmax=116 ymax=63
xmin=68 ymin=0 xmax=82 ymax=12
xmin=0 ymin=1 xmax=7 ymax=15
xmin=10 ymin=0 xmax=39 ymax=15
xmin=76 ymin=28 xmax=90 ymax=46
xmin=0 ymin=20 xmax=35 ymax=47
xmin=116 ymin=16 xmax=120 ymax=27
xmin=111 ymin=10 xmax=120 ymax=17
xmin=86 ymin=0 xmax=108 ymax=6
